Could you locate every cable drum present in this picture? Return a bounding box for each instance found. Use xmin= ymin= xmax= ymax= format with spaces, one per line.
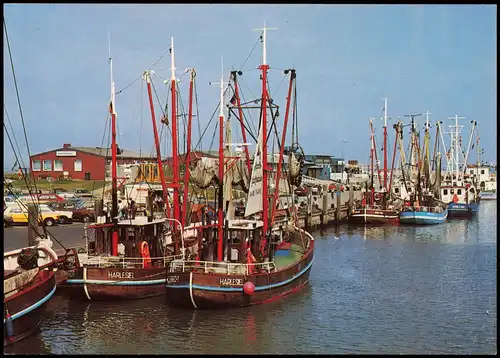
xmin=17 ymin=248 xmax=39 ymax=270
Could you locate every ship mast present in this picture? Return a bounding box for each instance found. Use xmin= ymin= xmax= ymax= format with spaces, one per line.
xmin=211 ymin=56 xmax=228 ymax=262
xmin=182 ymin=68 xmax=196 ymax=228
xmin=108 ymin=36 xmax=119 ymax=256
xmin=143 ymin=69 xmax=169 ymax=218
xmin=383 ymin=97 xmax=388 ymax=192
xmin=253 ymin=22 xmax=276 ymax=247
xmin=170 ymin=37 xmax=181 ymax=233
xmin=448 ymin=114 xmax=465 ymax=183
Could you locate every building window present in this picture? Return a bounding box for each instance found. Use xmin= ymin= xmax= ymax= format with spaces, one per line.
xmin=481 ymin=170 xmax=485 ymax=174
xmin=42 ymin=160 xmax=52 ymax=171
xmin=470 ymin=170 xmax=474 ymax=174
xmin=74 ymin=160 xmax=83 ymax=172
xmin=32 ymin=160 xmax=41 ymax=171
xmin=457 ymin=189 xmax=462 ymax=195
xmin=54 ymin=160 xmax=63 ymax=172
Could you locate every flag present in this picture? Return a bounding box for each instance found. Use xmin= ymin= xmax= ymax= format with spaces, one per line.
xmin=230 ymin=94 xmax=237 ymax=105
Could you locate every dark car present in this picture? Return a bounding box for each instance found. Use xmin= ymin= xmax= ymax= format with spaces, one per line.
xmin=74 ymin=188 xmax=93 ymax=198
xmin=49 ymin=202 xmax=95 ymax=223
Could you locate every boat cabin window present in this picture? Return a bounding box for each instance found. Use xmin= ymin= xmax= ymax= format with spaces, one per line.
xmin=470 ymin=170 xmax=474 ymax=174
xmin=450 ymin=189 xmax=454 ymax=194
xmin=481 ymin=170 xmax=485 ymax=174
xmin=457 ymin=189 xmax=462 ymax=195
xmin=394 ymin=188 xmax=400 ymax=194
xmin=443 ymin=189 xmax=448 ymax=195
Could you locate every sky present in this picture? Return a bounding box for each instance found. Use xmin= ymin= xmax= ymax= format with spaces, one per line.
xmin=3 ymin=4 xmax=497 ymax=172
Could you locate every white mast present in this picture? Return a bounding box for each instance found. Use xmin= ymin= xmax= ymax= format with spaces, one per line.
xmin=384 ymin=97 xmax=388 ymax=127
xmin=253 ymin=21 xmax=277 ymax=66
xmin=108 ymin=33 xmax=116 ymax=115
xmin=448 ymin=114 xmax=465 ymax=183
xmin=170 ymin=37 xmax=176 ymax=82
xmin=462 ymin=120 xmax=477 ymax=174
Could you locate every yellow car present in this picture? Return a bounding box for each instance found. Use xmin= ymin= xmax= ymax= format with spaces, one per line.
xmin=3 ymin=206 xmax=60 ymax=226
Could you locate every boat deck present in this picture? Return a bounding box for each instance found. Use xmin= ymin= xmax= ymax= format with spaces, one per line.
xmin=273 ymin=243 xmax=305 ymax=269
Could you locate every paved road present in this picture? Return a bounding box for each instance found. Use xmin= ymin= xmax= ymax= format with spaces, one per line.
xmin=3 ymin=223 xmax=92 ymax=253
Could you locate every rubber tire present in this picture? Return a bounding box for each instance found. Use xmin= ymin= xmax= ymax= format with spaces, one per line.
xmin=44 ymin=218 xmax=55 ymax=227
xmin=83 ymin=215 xmax=91 ymax=223
xmin=60 ymin=216 xmax=67 ymax=224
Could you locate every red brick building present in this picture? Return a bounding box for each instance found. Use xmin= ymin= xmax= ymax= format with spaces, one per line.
xmin=30 ymin=143 xmax=157 ymax=181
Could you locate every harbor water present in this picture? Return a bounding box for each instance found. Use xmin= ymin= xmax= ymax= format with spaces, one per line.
xmin=4 ymin=201 xmax=497 ymax=354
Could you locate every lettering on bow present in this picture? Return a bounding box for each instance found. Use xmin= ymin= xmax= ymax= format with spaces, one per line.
xmin=108 ymin=271 xmax=134 ymax=279
xmin=167 ymin=275 xmax=180 ymax=284
xmin=219 ymin=278 xmax=244 ymax=286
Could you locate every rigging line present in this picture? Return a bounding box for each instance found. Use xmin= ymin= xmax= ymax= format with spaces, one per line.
xmin=234 ymin=81 xmax=258 ymax=138
xmin=228 ymin=107 xmax=258 ymax=143
xmin=193 ymin=85 xmax=230 ymax=151
xmin=194 ymin=76 xmax=202 ymax=152
xmin=4 ymin=105 xmax=26 ymax=169
xmin=92 ymin=110 xmax=111 ymax=194
xmin=238 ymin=35 xmax=261 ymax=71
xmin=4 ymin=17 xmax=46 ymax=234
xmin=115 ymin=75 xmax=142 ymax=96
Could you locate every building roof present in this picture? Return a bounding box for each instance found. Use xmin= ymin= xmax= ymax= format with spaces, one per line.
xmin=31 ymin=145 xmax=159 ymax=160
xmin=72 ymin=147 xmax=157 ymax=159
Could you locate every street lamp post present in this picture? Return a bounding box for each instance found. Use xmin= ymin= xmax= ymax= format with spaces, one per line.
xmin=341 ymin=140 xmax=348 ymax=184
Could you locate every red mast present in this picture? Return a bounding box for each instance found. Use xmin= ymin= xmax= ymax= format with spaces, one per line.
xmin=109 ymin=49 xmax=119 ymax=256
xmin=383 ymin=97 xmax=388 ymax=191
xmin=232 ymin=71 xmax=252 ymax=173
xmin=369 ymin=119 xmax=375 ymax=205
xmin=170 ymin=38 xmax=181 ymax=239
xmin=270 ymin=69 xmax=295 ymax=225
xmin=213 ymin=59 xmax=227 ymax=262
xmin=182 ymin=69 xmax=195 ymax=228
xmin=255 ymin=23 xmax=276 ymax=252
xmin=143 ymin=70 xmax=169 ymax=215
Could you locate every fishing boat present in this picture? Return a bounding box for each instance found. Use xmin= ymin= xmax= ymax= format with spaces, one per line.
xmin=349 ymin=99 xmax=400 ymax=225
xmin=399 ymin=112 xmax=448 ymax=225
xmin=4 ymin=239 xmax=60 ymax=346
xmin=165 ymin=24 xmax=315 ymax=309
xmin=440 ymin=115 xmax=481 ymax=217
xmin=480 ymin=190 xmax=497 ymax=200
xmin=61 ymin=44 xmax=182 ymax=300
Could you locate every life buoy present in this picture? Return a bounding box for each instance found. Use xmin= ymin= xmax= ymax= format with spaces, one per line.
xmin=374 ymin=193 xmax=382 ymax=201
xmin=140 ymin=241 xmax=152 ymax=268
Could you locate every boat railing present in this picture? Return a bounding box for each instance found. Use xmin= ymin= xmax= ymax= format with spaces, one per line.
xmin=168 ymin=259 xmax=277 ymax=275
xmin=403 ymin=206 xmax=444 ymax=213
xmin=79 ymin=254 xmax=185 ymax=269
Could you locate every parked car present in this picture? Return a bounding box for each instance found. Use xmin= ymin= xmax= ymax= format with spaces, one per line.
xmin=57 ymin=192 xmax=81 ymax=200
xmin=4 ymin=206 xmax=60 ymax=226
xmin=37 ymin=204 xmax=74 ymax=224
xmin=74 ymin=188 xmax=93 ymax=198
xmin=50 ymin=202 xmax=94 ymax=223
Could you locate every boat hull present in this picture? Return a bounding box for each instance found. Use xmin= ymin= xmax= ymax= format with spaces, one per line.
xmin=61 ymin=266 xmax=166 ymax=301
xmin=165 ymin=246 xmax=314 ymax=309
xmin=349 ymin=208 xmax=400 ymax=225
xmin=399 ymin=209 xmax=448 ymax=225
xmin=447 ymin=202 xmax=480 ymax=217
xmin=3 ymin=270 xmax=56 ymax=346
